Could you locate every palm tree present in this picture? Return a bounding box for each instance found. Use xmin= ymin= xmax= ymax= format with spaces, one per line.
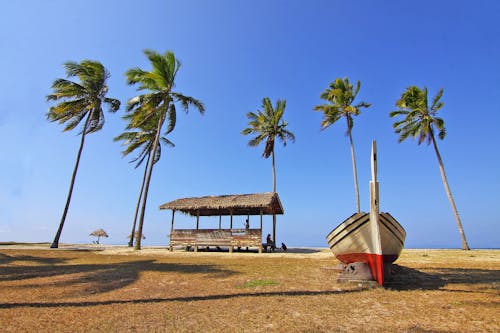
xmin=390 ymin=86 xmax=470 ymax=250
xmin=114 ymin=113 xmax=174 ymax=247
xmin=46 ymin=60 xmax=120 ymax=248
xmin=241 ymin=97 xmax=295 ymax=243
xmin=125 ymin=49 xmax=204 ymax=250
xmin=314 ymin=77 xmax=370 ymax=213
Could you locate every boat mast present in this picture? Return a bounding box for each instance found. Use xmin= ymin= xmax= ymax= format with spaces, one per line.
xmin=369 ymin=141 xmax=382 ymax=256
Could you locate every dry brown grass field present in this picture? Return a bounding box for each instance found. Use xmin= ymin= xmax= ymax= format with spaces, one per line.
xmin=0 ymin=245 xmax=498 ymax=332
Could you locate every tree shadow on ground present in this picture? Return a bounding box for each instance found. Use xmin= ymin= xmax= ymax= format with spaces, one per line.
xmin=385 ymin=265 xmax=500 ymax=291
xmin=0 ymin=253 xmax=71 ymax=265
xmin=0 ymin=288 xmax=364 ymax=309
xmin=0 ymin=256 xmax=236 ymax=296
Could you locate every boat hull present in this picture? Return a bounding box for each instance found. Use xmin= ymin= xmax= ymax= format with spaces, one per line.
xmin=326 ymin=212 xmax=406 ymax=285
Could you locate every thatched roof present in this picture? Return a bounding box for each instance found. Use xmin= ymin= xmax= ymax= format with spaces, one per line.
xmin=159 ymin=192 xmax=284 ymax=216
xmin=89 ymin=228 xmax=108 ymax=237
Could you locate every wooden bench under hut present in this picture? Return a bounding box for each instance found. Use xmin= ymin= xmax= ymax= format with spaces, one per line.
xmin=159 ymin=192 xmax=284 ymax=253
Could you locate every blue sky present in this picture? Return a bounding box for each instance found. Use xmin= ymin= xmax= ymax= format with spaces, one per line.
xmin=0 ymin=0 xmax=498 ymax=248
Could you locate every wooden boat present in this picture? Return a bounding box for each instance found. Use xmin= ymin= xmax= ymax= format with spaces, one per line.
xmin=326 ymin=141 xmax=406 ymax=285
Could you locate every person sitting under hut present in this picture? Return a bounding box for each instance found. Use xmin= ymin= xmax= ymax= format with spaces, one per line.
xmin=264 ymin=234 xmax=276 ymax=252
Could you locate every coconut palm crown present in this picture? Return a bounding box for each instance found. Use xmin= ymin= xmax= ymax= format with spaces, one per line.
xmin=241 ymin=97 xmax=295 ymax=193
xmin=47 ymin=61 xmax=120 ymax=133
xmin=390 ymin=86 xmax=470 ymax=250
xmin=314 ymin=77 xmax=370 ymax=213
xmin=46 ymin=60 xmax=120 ymax=248
xmin=391 ymin=86 xmax=446 ymax=144
xmin=125 ymin=49 xmax=204 ymax=250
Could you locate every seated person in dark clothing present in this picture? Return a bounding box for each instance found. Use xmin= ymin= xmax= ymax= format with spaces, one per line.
xmin=266 ymin=234 xmax=272 ymax=244
xmin=264 ymin=234 xmax=275 ymax=252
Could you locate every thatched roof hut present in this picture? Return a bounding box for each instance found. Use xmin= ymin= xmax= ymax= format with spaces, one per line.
xmin=90 ymin=228 xmax=108 ymax=238
xmin=159 ymin=192 xmax=283 ymax=216
xmin=89 ymin=228 xmax=108 ymax=244
xmin=161 ymin=193 xmax=284 ymax=253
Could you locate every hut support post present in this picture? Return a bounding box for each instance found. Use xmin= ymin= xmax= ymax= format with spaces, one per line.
xmin=259 ymin=209 xmax=263 ymax=253
xmin=272 ymin=214 xmax=276 ymax=245
xmin=169 ymin=210 xmax=175 ymax=251
xmin=219 ymin=215 xmax=221 ymax=229
xmin=195 ymin=211 xmax=200 ymax=252
xmin=260 ymin=210 xmax=263 ymax=230
xmin=229 ymin=211 xmax=233 ymax=253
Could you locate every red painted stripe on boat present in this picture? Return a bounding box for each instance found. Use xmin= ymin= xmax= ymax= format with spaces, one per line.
xmin=371 ymin=254 xmax=384 ymax=286
xmin=336 ymin=253 xmax=398 ymax=286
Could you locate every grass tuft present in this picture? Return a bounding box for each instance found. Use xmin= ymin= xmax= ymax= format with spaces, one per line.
xmin=237 ymin=279 xmax=279 ymax=288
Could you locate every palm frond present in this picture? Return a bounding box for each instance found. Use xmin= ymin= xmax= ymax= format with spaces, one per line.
xmin=63 ymin=112 xmax=87 ymax=132
xmin=248 ymin=135 xmax=265 ymax=147
xmin=104 ymin=97 xmax=121 ymax=112
xmin=437 ymin=127 xmax=446 ymax=140
xmin=431 ymin=88 xmax=444 ymax=110
xmin=263 ymin=137 xmax=274 ymax=158
xmin=172 ymin=92 xmax=205 ymax=115
xmin=132 ymin=148 xmax=150 ymax=168
xmin=125 ymin=67 xmax=149 ymax=86
xmin=160 ymin=137 xmax=175 ymax=148
xmin=46 ymin=79 xmax=86 ymax=101
xmin=165 ymin=102 xmax=176 ymax=134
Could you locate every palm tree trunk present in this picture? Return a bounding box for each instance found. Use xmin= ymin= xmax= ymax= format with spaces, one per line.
xmin=430 ymin=132 xmax=470 ymax=250
xmin=348 ymin=131 xmax=361 ymax=213
xmin=271 ymin=149 xmax=276 ymax=244
xmin=128 ymin=152 xmax=151 ymax=247
xmin=50 ymin=113 xmax=91 ymax=248
xmin=134 ymin=113 xmax=165 ymax=250
xmin=272 ymin=149 xmax=276 ymax=192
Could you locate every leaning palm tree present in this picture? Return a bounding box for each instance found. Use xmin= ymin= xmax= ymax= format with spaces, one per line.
xmin=114 ymin=113 xmax=174 ymax=247
xmin=241 ymin=97 xmax=295 ymax=243
xmin=314 ymin=77 xmax=371 ymax=213
xmin=46 ymin=60 xmax=120 ymax=248
xmin=390 ymin=86 xmax=470 ymax=250
xmin=125 ymin=49 xmax=204 ymax=250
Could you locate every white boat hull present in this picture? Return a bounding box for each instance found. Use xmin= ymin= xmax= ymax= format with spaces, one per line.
xmin=326 ymin=212 xmax=406 ymax=284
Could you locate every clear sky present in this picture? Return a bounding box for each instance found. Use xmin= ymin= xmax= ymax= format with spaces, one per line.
xmin=1 ymin=0 xmax=499 ymax=248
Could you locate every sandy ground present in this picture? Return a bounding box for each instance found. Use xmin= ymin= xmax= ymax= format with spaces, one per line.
xmin=1 ymin=244 xmax=498 ymax=332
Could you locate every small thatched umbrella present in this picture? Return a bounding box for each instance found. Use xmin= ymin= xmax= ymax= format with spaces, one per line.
xmin=90 ymin=228 xmax=108 ymax=244
xmin=128 ymin=231 xmax=145 ymax=240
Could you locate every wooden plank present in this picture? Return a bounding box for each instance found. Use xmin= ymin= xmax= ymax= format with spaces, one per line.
xmin=170 ymin=229 xmax=263 ymax=250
